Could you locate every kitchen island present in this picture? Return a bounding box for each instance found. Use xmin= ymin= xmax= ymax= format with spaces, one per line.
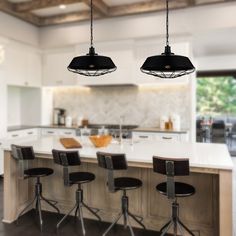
xmin=2 ymin=136 xmax=233 ymax=236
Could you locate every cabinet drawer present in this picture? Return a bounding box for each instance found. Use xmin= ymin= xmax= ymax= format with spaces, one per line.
xmin=58 ymin=129 xmax=76 ymax=136
xmin=41 ymin=129 xmax=59 ymax=136
xmin=23 ymin=129 xmax=39 ymax=137
xmin=132 ymin=132 xmax=155 ymax=141
xmin=155 ymin=133 xmax=180 ymax=141
xmin=7 ymin=130 xmax=26 ymax=139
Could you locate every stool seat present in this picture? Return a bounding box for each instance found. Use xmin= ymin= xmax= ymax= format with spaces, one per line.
xmin=156 ymin=182 xmax=195 ymax=197
xmin=24 ymin=168 xmax=54 ymax=177
xmin=114 ymin=177 xmax=142 ymax=190
xmin=69 ymin=172 xmax=95 ymax=184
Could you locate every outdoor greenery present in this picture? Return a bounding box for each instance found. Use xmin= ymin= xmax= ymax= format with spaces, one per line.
xmin=197 ymin=76 xmax=236 ymax=115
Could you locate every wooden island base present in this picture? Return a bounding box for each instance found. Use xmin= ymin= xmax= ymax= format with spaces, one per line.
xmin=3 ymin=151 xmax=232 ymax=236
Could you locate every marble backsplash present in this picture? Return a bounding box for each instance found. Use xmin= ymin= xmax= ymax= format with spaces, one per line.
xmin=53 ymin=85 xmax=190 ymax=128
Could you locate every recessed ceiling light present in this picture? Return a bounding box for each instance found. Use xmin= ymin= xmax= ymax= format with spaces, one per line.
xmin=59 ymin=4 xmax=66 ymax=9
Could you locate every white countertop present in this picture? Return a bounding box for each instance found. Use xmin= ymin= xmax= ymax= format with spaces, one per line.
xmin=1 ymin=136 xmax=234 ymax=170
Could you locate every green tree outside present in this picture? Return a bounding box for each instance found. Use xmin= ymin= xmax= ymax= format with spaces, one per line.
xmin=197 ymin=76 xmax=236 ymax=116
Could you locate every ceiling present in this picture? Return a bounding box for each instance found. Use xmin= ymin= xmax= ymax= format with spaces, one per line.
xmin=0 ymin=0 xmax=233 ymax=27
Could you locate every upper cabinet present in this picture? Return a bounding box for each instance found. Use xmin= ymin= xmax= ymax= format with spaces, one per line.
xmin=5 ymin=42 xmax=42 ymax=88
xmin=133 ymin=39 xmax=192 ymax=85
xmin=42 ymin=48 xmax=77 ymax=86
xmin=76 ymin=40 xmax=135 ymax=86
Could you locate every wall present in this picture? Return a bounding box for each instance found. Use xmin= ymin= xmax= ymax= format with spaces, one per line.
xmin=7 ymin=86 xmax=42 ymax=127
xmin=0 ymin=12 xmax=39 ymax=46
xmin=7 ymin=86 xmax=22 ymax=126
xmin=53 ymin=84 xmax=191 ymax=129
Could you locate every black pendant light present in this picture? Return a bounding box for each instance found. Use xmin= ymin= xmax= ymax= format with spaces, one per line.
xmin=68 ymin=0 xmax=117 ymax=76
xmin=140 ymin=0 xmax=195 ymax=79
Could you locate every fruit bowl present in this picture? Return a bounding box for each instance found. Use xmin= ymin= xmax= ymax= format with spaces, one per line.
xmin=89 ymin=135 xmax=112 ymax=148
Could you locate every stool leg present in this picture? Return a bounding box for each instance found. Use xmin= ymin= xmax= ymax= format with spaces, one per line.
xmin=40 ymin=196 xmax=60 ymax=214
xmin=177 ymin=221 xmax=185 ymax=235
xmin=36 ymin=197 xmax=43 ymax=232
xmin=82 ymin=202 xmax=101 ymax=221
xmin=57 ymin=204 xmax=77 ymax=229
xmin=160 ymin=220 xmax=173 ymax=236
xmin=128 ymin=211 xmax=146 ymax=229
xmin=103 ymin=213 xmax=123 ymax=236
xmin=126 ymin=213 xmax=135 ymax=236
xmin=159 ymin=220 xmax=172 ymax=232
xmin=78 ymin=203 xmax=86 ymax=236
xmin=16 ymin=195 xmax=37 ymax=224
xmin=178 ymin=220 xmax=195 ymax=236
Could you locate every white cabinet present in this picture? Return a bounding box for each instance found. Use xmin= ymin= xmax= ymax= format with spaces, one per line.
xmin=41 ymin=128 xmax=76 ymax=137
xmin=132 ymin=131 xmax=188 ymax=142
xmin=5 ymin=43 xmax=42 ymax=87
xmin=76 ymin=40 xmax=135 ymax=86
xmin=7 ymin=128 xmax=39 ymax=140
xmin=133 ymin=40 xmax=191 ymax=85
xmin=42 ymin=48 xmax=77 ymax=86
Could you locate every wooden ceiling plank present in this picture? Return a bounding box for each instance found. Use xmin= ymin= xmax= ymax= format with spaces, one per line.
xmin=39 ymin=10 xmax=101 ymax=26
xmin=0 ymin=0 xmax=40 ymax=25
xmin=82 ymin=0 xmax=109 ymax=15
xmin=108 ymin=0 xmax=188 ymax=17
xmin=13 ymin=0 xmax=84 ymax=12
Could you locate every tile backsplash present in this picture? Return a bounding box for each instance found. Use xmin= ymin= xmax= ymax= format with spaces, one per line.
xmin=53 ymin=85 xmax=190 ymax=128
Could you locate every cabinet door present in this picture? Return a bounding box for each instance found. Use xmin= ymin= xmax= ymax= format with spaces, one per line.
xmin=5 ymin=46 xmax=27 ymax=86
xmin=43 ymin=50 xmax=76 ymax=86
xmin=27 ymin=51 xmax=42 ymax=87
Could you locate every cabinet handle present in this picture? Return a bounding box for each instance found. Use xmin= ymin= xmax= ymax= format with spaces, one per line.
xmin=64 ymin=132 xmax=72 ymax=135
xmin=12 ymin=134 xmax=19 ymax=137
xmin=139 ymin=136 xmax=149 ymax=138
xmin=24 ymin=82 xmax=29 ymax=86
xmin=27 ymin=132 xmax=33 ymax=135
xmin=162 ymin=137 xmax=173 ymax=140
xmin=47 ymin=131 xmax=54 ymax=134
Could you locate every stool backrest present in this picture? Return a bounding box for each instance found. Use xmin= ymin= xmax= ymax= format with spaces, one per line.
xmin=97 ymin=152 xmax=128 ymax=170
xmin=52 ymin=149 xmax=81 ymax=186
xmin=52 ymin=149 xmax=81 ymax=166
xmin=153 ymin=156 xmax=190 ymax=199
xmin=97 ymin=152 xmax=127 ymax=192
xmin=11 ymin=144 xmax=35 ymax=160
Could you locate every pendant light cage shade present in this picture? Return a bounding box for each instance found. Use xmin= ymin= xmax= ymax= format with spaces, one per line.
xmin=68 ymin=47 xmax=117 ymax=76
xmin=67 ymin=0 xmax=116 ymax=77
xmin=140 ymin=47 xmax=195 ymax=79
xmin=140 ymin=0 xmax=195 ymax=79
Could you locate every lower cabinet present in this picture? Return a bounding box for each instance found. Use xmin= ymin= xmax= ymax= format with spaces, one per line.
xmin=41 ymin=128 xmax=76 ymax=137
xmin=132 ymin=131 xmax=189 ymax=142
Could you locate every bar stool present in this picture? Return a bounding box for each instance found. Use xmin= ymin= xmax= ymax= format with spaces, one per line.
xmin=11 ymin=145 xmax=60 ymax=231
xmin=153 ymin=156 xmax=196 ymax=236
xmin=52 ymin=149 xmax=101 ymax=235
xmin=97 ymin=152 xmax=146 ymax=236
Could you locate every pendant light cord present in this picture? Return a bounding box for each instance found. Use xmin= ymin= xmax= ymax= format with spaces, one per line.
xmin=166 ymin=0 xmax=169 ymax=46
xmin=90 ymin=0 xmax=94 ymax=47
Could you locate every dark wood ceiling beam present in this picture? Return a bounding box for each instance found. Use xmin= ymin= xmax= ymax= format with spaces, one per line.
xmin=39 ymin=10 xmax=101 ymax=26
xmin=82 ymin=0 xmax=109 ymax=15
xmin=108 ymin=0 xmax=188 ymax=17
xmin=13 ymin=0 xmax=84 ymax=12
xmin=0 ymin=0 xmax=40 ymax=25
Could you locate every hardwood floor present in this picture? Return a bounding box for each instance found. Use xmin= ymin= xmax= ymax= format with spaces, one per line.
xmin=0 ymin=177 xmax=160 ymax=236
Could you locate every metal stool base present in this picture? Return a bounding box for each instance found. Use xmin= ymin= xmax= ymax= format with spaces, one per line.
xmin=56 ymin=185 xmax=101 ymax=236
xmin=16 ymin=178 xmax=60 ymax=231
xmin=160 ymin=201 xmax=197 ymax=236
xmin=103 ymin=190 xmax=146 ymax=236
